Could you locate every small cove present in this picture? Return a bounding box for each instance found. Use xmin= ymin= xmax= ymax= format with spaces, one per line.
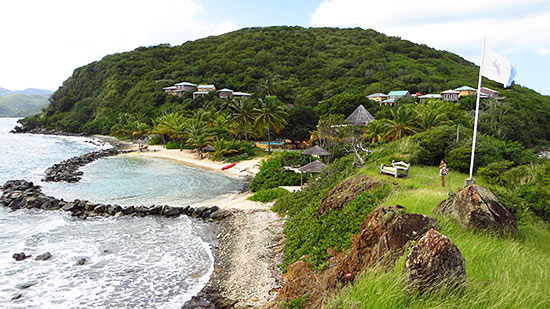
xmin=0 ymin=118 xmax=242 ymax=308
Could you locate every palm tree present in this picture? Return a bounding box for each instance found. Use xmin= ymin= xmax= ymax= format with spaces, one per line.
xmin=231 ymin=98 xmax=256 ymax=141
xmin=186 ymin=120 xmax=214 ymax=159
xmin=383 ymin=105 xmax=419 ymax=141
xmin=163 ymin=112 xmax=187 ymax=151
xmin=254 ymin=96 xmax=288 ymax=154
xmin=415 ymin=100 xmax=453 ymax=131
xmin=363 ymin=120 xmax=387 ymax=143
xmin=151 ymin=114 xmax=172 ymax=147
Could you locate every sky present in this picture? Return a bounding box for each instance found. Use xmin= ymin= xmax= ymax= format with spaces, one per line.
xmin=1 ymin=0 xmax=549 ymax=95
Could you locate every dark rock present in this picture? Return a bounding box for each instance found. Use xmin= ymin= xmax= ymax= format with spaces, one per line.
xmin=195 ymin=207 xmax=208 ymax=217
xmin=11 ymin=293 xmax=23 ymax=301
xmin=35 ymin=252 xmax=52 ymax=261
xmin=106 ymin=204 xmax=122 ymax=215
xmin=62 ymin=202 xmax=76 ymax=211
xmin=434 ymin=185 xmax=518 ymax=235
xmin=122 ymin=206 xmax=135 ymax=215
xmin=164 ymin=206 xmax=183 ymax=217
xmin=182 ymin=284 xmax=237 ymax=309
xmin=135 ymin=206 xmax=150 ymax=214
xmin=12 ymin=252 xmax=31 ymax=261
xmin=403 ymin=229 xmax=466 ymax=294
xmin=149 ymin=205 xmax=162 ymax=215
xmin=93 ymin=204 xmax=106 ymax=213
xmin=76 ymin=258 xmax=87 ymax=266
xmin=16 ymin=281 xmax=37 ymax=289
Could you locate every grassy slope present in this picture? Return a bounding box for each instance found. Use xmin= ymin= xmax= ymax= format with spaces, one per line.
xmin=329 ymin=165 xmax=550 ymax=308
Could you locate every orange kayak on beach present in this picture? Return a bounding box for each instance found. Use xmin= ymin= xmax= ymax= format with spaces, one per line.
xmin=221 ymin=162 xmax=237 ymax=170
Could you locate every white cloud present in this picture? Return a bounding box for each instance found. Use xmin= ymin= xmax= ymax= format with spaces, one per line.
xmin=213 ymin=21 xmax=240 ymax=36
xmin=541 ymin=48 xmax=550 ymax=56
xmin=310 ymin=0 xmax=550 ymax=61
xmin=0 ymin=0 xmax=239 ymax=90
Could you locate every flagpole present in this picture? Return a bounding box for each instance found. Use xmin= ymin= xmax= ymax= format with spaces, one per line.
xmin=468 ymin=38 xmax=486 ymax=182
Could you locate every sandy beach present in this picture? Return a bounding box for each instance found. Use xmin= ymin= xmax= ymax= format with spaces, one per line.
xmin=126 ymin=145 xmax=275 ymax=210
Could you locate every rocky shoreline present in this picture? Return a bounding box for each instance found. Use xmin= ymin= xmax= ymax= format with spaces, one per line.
xmin=0 ymin=180 xmax=228 ymax=220
xmin=184 ymin=209 xmax=285 ymax=309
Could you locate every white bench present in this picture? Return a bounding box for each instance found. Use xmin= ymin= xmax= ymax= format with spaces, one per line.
xmin=380 ymin=160 xmax=410 ymax=178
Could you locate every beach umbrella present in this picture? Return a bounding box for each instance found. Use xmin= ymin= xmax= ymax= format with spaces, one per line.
xmin=302 ymin=145 xmax=331 ymax=156
xmin=302 ymin=145 xmax=331 ymax=163
xmin=298 ymin=160 xmax=327 ymax=186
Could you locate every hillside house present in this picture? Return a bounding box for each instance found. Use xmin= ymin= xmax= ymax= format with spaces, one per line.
xmin=387 ymin=90 xmax=410 ymax=100
xmin=441 ymin=90 xmax=460 ymax=101
xmin=381 ymin=98 xmax=396 ymax=106
xmin=367 ymin=93 xmax=388 ymax=102
xmin=480 ymin=87 xmax=500 ymax=99
xmin=163 ymin=81 xmax=196 ymax=96
xmin=418 ymin=94 xmax=442 ymax=102
xmin=455 ymin=86 xmax=476 ymax=98
xmin=218 ymin=88 xmax=234 ymax=99
xmin=193 ymin=85 xmax=216 ymax=98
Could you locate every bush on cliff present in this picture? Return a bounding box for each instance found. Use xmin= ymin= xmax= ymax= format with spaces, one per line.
xmin=249 ymin=151 xmax=309 ymax=192
xmin=273 ymin=155 xmax=390 ymax=270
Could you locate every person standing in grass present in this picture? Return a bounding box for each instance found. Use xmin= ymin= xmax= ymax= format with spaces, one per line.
xmin=439 ymin=160 xmax=448 ymax=187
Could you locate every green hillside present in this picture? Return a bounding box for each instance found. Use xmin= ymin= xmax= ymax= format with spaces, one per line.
xmin=19 ymin=26 xmax=550 ymax=146
xmin=0 ymin=93 xmax=50 ymax=117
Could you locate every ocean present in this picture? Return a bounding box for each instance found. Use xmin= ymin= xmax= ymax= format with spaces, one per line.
xmin=0 ymin=118 xmax=242 ymax=308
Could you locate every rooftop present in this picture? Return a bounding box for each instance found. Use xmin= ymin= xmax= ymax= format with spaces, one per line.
xmin=218 ymin=88 xmax=234 ymax=92
xmin=388 ymin=90 xmax=409 ymax=96
xmin=441 ymin=90 xmax=460 ymax=94
xmin=175 ymin=82 xmax=197 ymax=87
xmin=198 ymin=84 xmax=215 ymax=89
xmin=367 ymin=93 xmax=388 ymax=98
xmin=345 ymin=105 xmax=376 ymax=126
xmin=454 ymin=86 xmax=476 ymax=91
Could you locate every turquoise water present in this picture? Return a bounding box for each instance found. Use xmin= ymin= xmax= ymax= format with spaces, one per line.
xmin=0 ymin=118 xmax=239 ymax=308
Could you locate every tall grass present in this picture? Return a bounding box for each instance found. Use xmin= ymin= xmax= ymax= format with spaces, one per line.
xmin=330 ymin=164 xmax=550 ymax=308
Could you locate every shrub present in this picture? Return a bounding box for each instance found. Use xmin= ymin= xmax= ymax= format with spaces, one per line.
xmin=478 ymin=160 xmax=515 ymax=185
xmin=165 ymin=141 xmax=181 ymax=149
xmin=148 ymin=135 xmax=164 ymax=145
xmin=248 ymin=188 xmax=289 ymax=202
xmin=413 ymin=125 xmax=457 ymax=166
xmin=272 ymin=154 xmax=390 ymax=270
xmin=249 ymin=151 xmax=310 ymax=192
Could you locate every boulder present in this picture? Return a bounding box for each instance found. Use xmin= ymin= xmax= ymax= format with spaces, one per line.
xmin=403 ymin=229 xmax=466 ymax=295
xmin=164 ymin=206 xmax=183 ymax=217
xmin=75 ymin=258 xmax=87 ymax=266
xmin=93 ymin=204 xmax=106 ymax=214
xmin=35 ymin=252 xmax=52 ymax=261
xmin=12 ymin=252 xmax=31 ymax=261
xmin=122 ymin=206 xmax=135 ymax=215
xmin=435 ymin=185 xmax=517 ymax=235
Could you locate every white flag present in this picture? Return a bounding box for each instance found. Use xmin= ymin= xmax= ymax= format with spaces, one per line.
xmin=481 ymin=47 xmax=516 ymax=87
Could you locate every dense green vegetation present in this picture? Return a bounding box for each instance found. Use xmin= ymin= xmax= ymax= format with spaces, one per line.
xmin=0 ymin=94 xmax=50 ymax=117
xmin=273 ymin=154 xmax=390 ymax=269
xmin=248 ymin=187 xmax=289 ymax=203
xmin=249 ymin=151 xmax=309 ymax=192
xmin=19 ymin=26 xmax=550 ymax=150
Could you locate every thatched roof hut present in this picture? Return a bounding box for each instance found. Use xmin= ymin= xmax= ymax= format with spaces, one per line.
xmin=345 ymin=105 xmax=375 ymax=126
